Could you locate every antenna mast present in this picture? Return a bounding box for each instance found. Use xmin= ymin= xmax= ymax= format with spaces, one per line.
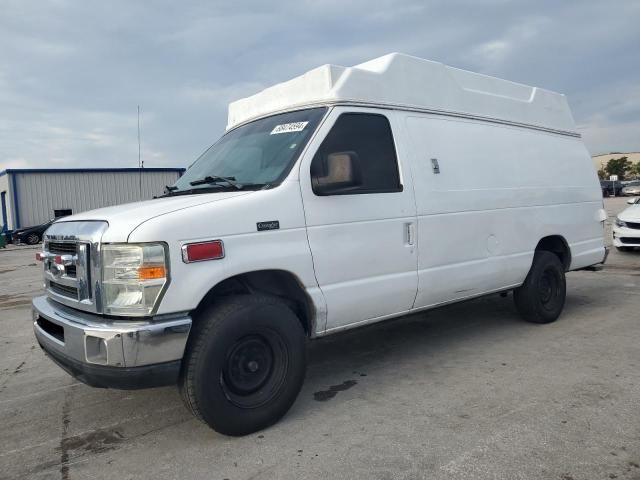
xmin=138 ymin=105 xmax=142 ymax=197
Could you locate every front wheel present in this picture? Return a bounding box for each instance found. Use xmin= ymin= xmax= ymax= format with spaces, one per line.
xmin=514 ymin=251 xmax=566 ymax=324
xmin=180 ymin=295 xmax=306 ymax=436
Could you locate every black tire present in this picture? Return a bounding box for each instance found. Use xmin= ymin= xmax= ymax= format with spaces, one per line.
xmin=179 ymin=294 xmax=306 ymax=436
xmin=26 ymin=233 xmax=40 ymax=245
xmin=513 ymin=251 xmax=566 ymax=324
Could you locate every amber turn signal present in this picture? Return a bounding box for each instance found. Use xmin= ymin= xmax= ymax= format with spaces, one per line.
xmin=137 ymin=265 xmax=167 ymax=280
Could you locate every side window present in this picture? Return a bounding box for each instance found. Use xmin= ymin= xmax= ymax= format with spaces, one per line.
xmin=311 ymin=113 xmax=402 ymax=195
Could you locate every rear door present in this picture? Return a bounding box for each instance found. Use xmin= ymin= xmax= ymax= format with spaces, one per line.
xmin=299 ymin=107 xmax=418 ymax=332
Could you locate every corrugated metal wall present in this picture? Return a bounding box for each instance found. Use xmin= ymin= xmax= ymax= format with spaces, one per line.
xmin=15 ymin=171 xmax=181 ymax=227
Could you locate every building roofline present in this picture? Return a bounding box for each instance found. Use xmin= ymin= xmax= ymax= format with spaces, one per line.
xmin=0 ymin=167 xmax=185 ymax=177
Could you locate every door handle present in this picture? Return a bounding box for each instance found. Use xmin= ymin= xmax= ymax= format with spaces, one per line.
xmin=405 ymin=222 xmax=415 ymax=246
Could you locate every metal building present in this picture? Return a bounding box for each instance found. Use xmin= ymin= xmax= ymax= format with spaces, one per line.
xmin=0 ymin=168 xmax=184 ymax=230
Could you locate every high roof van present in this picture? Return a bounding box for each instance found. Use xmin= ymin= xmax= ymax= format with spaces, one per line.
xmin=32 ymin=53 xmax=607 ymax=436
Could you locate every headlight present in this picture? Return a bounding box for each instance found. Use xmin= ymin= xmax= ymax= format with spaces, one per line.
xmin=615 ymin=217 xmax=627 ymax=228
xmin=102 ymin=243 xmax=168 ymax=316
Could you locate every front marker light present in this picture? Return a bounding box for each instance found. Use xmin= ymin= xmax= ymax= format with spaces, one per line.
xmin=102 ymin=243 xmax=168 ymax=316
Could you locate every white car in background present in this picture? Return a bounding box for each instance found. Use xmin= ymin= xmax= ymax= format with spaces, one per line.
xmin=621 ymin=181 xmax=640 ymax=196
xmin=613 ymin=197 xmax=640 ymax=251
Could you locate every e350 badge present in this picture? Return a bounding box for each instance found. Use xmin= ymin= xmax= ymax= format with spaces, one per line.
xmin=257 ymin=221 xmax=280 ymax=231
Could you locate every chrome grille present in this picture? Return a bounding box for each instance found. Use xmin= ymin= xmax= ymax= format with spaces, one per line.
xmin=41 ymin=221 xmax=108 ymax=314
xmin=46 ymin=241 xmax=77 ymax=255
xmin=65 ymin=265 xmax=77 ymax=278
xmin=42 ymin=240 xmax=88 ymax=302
xmin=49 ymin=281 xmax=79 ymax=299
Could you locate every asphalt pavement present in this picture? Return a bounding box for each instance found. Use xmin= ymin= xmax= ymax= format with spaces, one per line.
xmin=0 ymin=197 xmax=638 ymax=480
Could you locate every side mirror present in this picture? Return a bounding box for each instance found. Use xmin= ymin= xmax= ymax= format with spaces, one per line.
xmin=312 ymin=151 xmax=361 ymax=195
xmin=628 ymin=198 xmax=638 ymax=205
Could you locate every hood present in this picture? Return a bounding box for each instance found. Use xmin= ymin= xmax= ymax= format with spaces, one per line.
xmin=618 ymin=204 xmax=640 ymax=222
xmin=55 ymin=191 xmax=254 ymax=242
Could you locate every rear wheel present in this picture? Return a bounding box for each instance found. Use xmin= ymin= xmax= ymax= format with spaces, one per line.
xmin=514 ymin=251 xmax=566 ymax=324
xmin=180 ymin=294 xmax=306 ymax=436
xmin=26 ymin=233 xmax=40 ymax=245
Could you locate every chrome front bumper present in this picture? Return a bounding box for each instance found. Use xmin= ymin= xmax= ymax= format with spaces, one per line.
xmin=32 ymin=296 xmax=191 ymax=388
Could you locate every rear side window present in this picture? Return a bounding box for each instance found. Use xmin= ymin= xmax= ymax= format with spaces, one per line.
xmin=311 ymin=113 xmax=402 ymax=195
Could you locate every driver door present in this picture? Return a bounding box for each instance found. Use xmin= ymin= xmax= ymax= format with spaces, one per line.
xmin=299 ymin=108 xmax=418 ymax=332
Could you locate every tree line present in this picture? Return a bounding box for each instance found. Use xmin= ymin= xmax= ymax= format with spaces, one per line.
xmin=597 ymin=156 xmax=640 ymax=180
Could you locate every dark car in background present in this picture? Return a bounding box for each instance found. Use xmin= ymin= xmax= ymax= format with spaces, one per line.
xmin=11 ymin=220 xmax=54 ymax=245
xmin=600 ymin=180 xmax=624 ymax=197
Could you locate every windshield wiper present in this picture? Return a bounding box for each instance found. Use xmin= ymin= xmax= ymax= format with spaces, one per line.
xmin=158 ymin=185 xmax=227 ymax=197
xmin=154 ymin=185 xmax=179 ymax=198
xmin=157 ymin=182 xmax=270 ymax=198
xmin=189 ymin=175 xmax=242 ymax=190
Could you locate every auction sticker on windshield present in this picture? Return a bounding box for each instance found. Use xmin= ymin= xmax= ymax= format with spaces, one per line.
xmin=270 ymin=122 xmax=308 ymax=135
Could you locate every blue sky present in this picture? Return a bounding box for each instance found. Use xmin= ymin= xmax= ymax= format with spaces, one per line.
xmin=1 ymin=0 xmax=639 ymax=170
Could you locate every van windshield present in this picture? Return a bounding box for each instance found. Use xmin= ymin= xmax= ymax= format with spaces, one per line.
xmin=169 ymin=107 xmax=327 ymax=195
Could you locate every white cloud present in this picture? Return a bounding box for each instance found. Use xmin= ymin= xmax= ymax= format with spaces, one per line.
xmin=475 ymin=40 xmax=512 ymax=64
xmin=0 ymin=158 xmax=30 ymax=170
xmin=464 ymin=16 xmax=551 ymax=69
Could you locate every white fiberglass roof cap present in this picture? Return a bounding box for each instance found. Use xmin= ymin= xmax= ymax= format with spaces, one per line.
xmin=227 ymin=53 xmax=577 ymax=134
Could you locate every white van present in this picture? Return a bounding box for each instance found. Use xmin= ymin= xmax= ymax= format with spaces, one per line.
xmin=32 ymin=53 xmax=607 ymax=436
